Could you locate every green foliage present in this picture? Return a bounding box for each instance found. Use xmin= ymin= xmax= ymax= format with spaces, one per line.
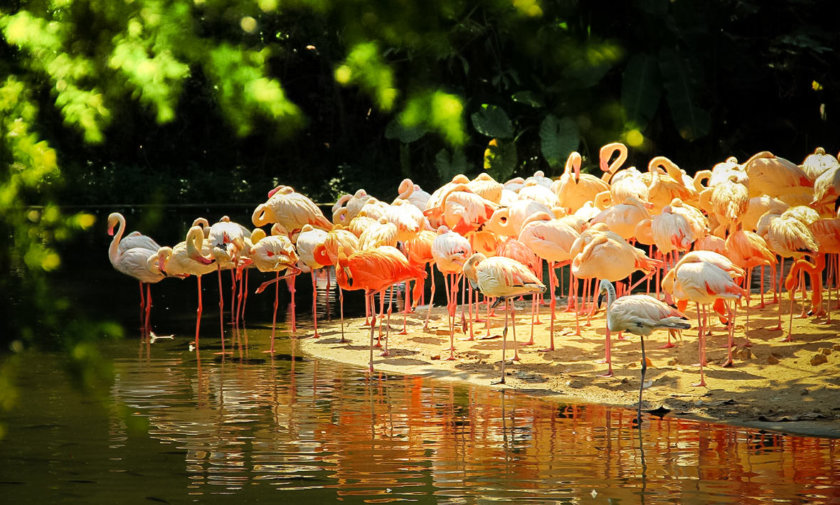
xmin=435 ymin=148 xmax=467 ymax=182
xmin=539 ymin=114 xmax=579 ymax=169
xmin=621 ymin=53 xmax=661 ymax=129
xmin=471 ymin=104 xmax=514 ymax=139
xmin=658 ymin=48 xmax=710 ymax=141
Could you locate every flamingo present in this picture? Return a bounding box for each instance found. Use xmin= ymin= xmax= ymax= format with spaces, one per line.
xmin=335 ymin=246 xmax=425 ymax=370
xmin=465 ymin=172 xmax=504 ymax=203
xmin=667 ymin=260 xmax=746 ymax=386
xmin=744 ymin=151 xmax=814 ymax=207
xmin=208 ymin=216 xmax=250 ymax=350
xmin=250 ymin=228 xmax=300 ymax=353
xmin=296 ymin=224 xmax=330 ymax=338
xmin=709 ymin=176 xmax=749 ymax=238
xmin=590 ymin=196 xmax=651 ymax=241
xmin=398 ymin=229 xmax=437 ymax=331
xmin=647 ymin=156 xmax=696 ymax=213
xmin=570 ymin=227 xmax=661 ymax=375
xmin=252 ymin=185 xmax=332 ymax=239
xmin=156 ymin=226 xmax=216 ymax=350
xmin=518 ymin=211 xmax=581 ymax=346
xmin=462 ymin=252 xmax=545 ymax=384
xmin=313 ymin=226 xmax=361 ymax=341
xmin=764 ymin=212 xmax=819 ymax=334
xmin=432 ymin=226 xmax=472 ymax=360
xmin=392 ymin=178 xmax=431 ymax=210
xmin=597 ymin=280 xmax=690 ymax=420
xmin=107 ymin=212 xmax=163 ymax=339
xmin=809 ymin=218 xmax=840 ymax=321
xmin=783 ymin=258 xmax=825 ymax=341
xmin=800 ymin=147 xmax=838 ymax=182
xmin=552 ymin=151 xmax=610 ymax=213
xmin=725 ymin=223 xmax=777 ymax=319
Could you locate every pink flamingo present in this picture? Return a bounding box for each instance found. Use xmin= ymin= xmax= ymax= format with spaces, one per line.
xmin=250 ymin=228 xmax=300 ymax=353
xmin=463 ymin=252 xmax=545 ymax=384
xmin=156 ymin=226 xmax=216 ymax=350
xmin=432 ymin=226 xmax=472 ymax=360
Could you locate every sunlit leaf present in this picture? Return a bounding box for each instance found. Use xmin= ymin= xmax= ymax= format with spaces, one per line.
xmin=483 ymin=138 xmax=517 ymax=181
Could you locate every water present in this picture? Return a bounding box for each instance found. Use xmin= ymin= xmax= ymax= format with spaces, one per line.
xmin=2 ymin=332 xmax=839 ymax=504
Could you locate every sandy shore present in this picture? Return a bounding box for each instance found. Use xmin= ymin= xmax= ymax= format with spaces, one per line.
xmin=298 ymin=291 xmax=840 ymax=437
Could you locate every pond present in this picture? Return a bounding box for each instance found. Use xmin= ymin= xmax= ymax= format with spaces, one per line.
xmin=2 ymin=329 xmax=839 ymax=504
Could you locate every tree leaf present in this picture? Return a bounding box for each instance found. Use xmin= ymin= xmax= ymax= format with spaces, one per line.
xmin=539 ymin=114 xmax=579 ymax=169
xmin=621 ymin=53 xmax=661 ymax=127
xmin=483 ymin=138 xmax=517 ymax=181
xmin=659 ymin=48 xmax=710 ymax=141
xmin=470 ymin=104 xmax=514 ymax=139
xmin=435 ymin=148 xmax=467 ymax=183
xmin=385 ymin=118 xmax=427 ymax=143
xmin=511 ymin=90 xmax=544 ymax=108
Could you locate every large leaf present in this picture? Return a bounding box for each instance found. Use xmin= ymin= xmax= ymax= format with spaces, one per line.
xmin=435 ymin=148 xmax=467 ymax=183
xmin=483 ymin=138 xmax=517 ymax=182
xmin=470 ymin=104 xmax=514 ymax=139
xmin=385 ymin=118 xmax=427 ymax=143
xmin=539 ymin=114 xmax=579 ymax=169
xmin=621 ymin=53 xmax=661 ymax=127
xmin=659 ymin=48 xmax=710 ymax=141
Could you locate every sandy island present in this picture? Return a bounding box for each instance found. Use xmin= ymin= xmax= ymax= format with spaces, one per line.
xmin=298 ymin=291 xmax=840 ymax=438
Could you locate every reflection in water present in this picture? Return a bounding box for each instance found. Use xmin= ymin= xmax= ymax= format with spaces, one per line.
xmin=2 ymin=337 xmax=839 ymax=504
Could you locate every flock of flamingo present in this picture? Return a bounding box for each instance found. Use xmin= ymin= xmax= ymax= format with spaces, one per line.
xmin=108 ymin=143 xmax=840 ymax=413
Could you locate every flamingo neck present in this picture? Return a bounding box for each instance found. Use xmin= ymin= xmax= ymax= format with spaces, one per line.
xmin=108 ymin=214 xmax=125 ymax=265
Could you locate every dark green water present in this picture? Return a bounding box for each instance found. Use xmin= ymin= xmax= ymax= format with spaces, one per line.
xmin=2 ymin=329 xmax=839 ymax=505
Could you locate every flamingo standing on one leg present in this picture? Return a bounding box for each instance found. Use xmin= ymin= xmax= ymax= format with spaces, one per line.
xmin=250 ymin=228 xmax=300 ymax=354
xmin=783 ymin=257 xmax=825 ymax=340
xmin=463 ymin=253 xmax=545 ymax=384
xmin=296 ymin=224 xmax=330 ymax=338
xmin=597 ymin=280 xmax=691 ymax=421
xmin=156 ymin=226 xmax=217 ymax=350
xmin=312 ymin=227 xmax=360 ymax=342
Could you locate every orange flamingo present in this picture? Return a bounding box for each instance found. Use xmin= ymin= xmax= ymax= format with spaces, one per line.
xmin=462 ymin=252 xmax=545 ymax=384
xmin=783 ymin=257 xmax=824 ymax=341
xmin=335 ymin=246 xmax=425 ymax=370
xmin=744 ymin=151 xmax=814 ymax=207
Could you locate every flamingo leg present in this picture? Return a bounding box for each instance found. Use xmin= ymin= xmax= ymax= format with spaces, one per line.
xmin=382 ymin=285 xmax=394 ymax=357
xmin=287 ymin=273 xmax=298 ymax=332
xmin=217 ymin=266 xmax=226 ymax=354
xmin=240 ymin=269 xmax=250 ymax=323
xmin=194 ymin=274 xmax=203 ymax=351
xmin=693 ymin=303 xmax=707 ymax=387
xmin=144 ymin=283 xmax=152 ymax=341
xmin=544 ymin=262 xmax=557 ymax=351
xmin=270 ymin=271 xmax=279 ymax=354
xmin=784 ymin=289 xmax=795 ymax=342
xmin=311 ymin=270 xmax=320 ymax=338
xmin=722 ymin=300 xmax=735 ymax=367
xmin=138 ymin=281 xmax=146 ymax=340
xmin=339 ymin=287 xmax=346 ymax=343
xmin=511 ymin=299 xmax=519 ymax=361
xmin=368 ymin=292 xmax=377 ymax=372
xmin=424 ymin=264 xmax=436 ymax=331
xmin=399 ymin=281 xmax=409 ymax=335
xmin=600 ymin=323 xmax=614 ymax=377
xmin=494 ymin=299 xmax=510 ymax=385
xmin=638 ymin=334 xmax=647 ymax=423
